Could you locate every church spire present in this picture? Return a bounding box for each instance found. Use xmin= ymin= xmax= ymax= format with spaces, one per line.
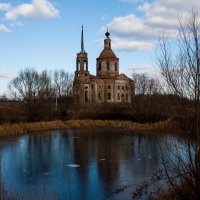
xmin=81 ymin=25 xmax=85 ymax=53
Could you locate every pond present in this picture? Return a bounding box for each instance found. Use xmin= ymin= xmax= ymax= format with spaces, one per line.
xmin=0 ymin=128 xmax=169 ymax=200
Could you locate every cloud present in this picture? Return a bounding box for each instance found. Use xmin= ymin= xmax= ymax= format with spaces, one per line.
xmin=120 ymin=64 xmax=161 ymax=79
xmin=0 ymin=24 xmax=10 ymax=32
xmin=131 ymin=64 xmax=160 ymax=78
xmin=108 ymin=14 xmax=171 ymax=40
xmin=2 ymin=0 xmax=59 ymax=21
xmin=0 ymin=3 xmax=11 ymax=11
xmin=10 ymin=21 xmax=23 ymax=28
xmin=0 ymin=71 xmax=17 ymax=78
xmin=112 ymin=37 xmax=153 ymax=51
xmin=107 ymin=0 xmax=200 ymax=51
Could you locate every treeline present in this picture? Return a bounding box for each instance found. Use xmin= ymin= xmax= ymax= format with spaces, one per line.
xmin=0 ymin=68 xmax=73 ymax=122
xmin=0 ymin=67 xmax=188 ymax=124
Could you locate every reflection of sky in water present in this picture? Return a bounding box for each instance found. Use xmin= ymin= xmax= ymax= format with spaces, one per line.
xmin=0 ymin=129 xmax=168 ymax=200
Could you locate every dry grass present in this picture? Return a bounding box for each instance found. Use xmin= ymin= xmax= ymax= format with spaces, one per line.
xmin=0 ymin=119 xmax=178 ymax=138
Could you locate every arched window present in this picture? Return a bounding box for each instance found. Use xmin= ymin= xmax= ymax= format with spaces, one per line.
xmin=115 ymin=63 xmax=118 ymax=71
xmin=77 ymin=60 xmax=80 ymax=71
xmin=85 ymin=91 xmax=88 ymax=103
xmin=108 ymin=93 xmax=111 ymax=100
xmin=99 ymin=93 xmax=101 ymax=101
xmin=118 ymin=93 xmax=120 ymax=100
xmin=84 ymin=60 xmax=87 ymax=71
xmin=121 ymin=94 xmax=125 ymax=102
xmin=107 ymin=61 xmax=110 ymax=71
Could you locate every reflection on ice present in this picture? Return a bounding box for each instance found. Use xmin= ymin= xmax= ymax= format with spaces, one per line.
xmin=0 ymin=128 xmax=168 ymax=200
xmin=66 ymin=164 xmax=80 ymax=168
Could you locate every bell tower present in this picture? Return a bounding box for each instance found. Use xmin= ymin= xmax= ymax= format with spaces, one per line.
xmin=73 ymin=26 xmax=90 ymax=104
xmin=75 ymin=26 xmax=89 ymax=77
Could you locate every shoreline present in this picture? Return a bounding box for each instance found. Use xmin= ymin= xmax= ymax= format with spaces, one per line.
xmin=0 ymin=119 xmax=178 ymax=138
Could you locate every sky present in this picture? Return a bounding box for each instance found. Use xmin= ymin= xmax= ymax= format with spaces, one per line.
xmin=0 ymin=0 xmax=200 ymax=96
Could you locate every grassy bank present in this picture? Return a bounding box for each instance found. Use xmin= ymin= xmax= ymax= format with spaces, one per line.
xmin=0 ymin=119 xmax=178 ymax=137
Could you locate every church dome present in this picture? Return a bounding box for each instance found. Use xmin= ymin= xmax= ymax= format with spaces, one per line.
xmin=98 ymin=48 xmax=117 ymax=59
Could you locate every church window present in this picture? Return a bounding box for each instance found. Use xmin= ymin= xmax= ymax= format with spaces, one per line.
xmin=85 ymin=91 xmax=88 ymax=103
xmin=118 ymin=93 xmax=120 ymax=100
xmin=118 ymin=85 xmax=120 ymax=90
xmin=91 ymin=85 xmax=93 ymax=89
xmin=122 ymin=86 xmax=124 ymax=90
xmin=115 ymin=63 xmax=117 ymax=71
xmin=77 ymin=61 xmax=80 ymax=71
xmin=126 ymin=85 xmax=128 ymax=90
xmin=108 ymin=93 xmax=111 ymax=100
xmin=107 ymin=61 xmax=110 ymax=71
xmin=108 ymin=85 xmax=111 ymax=89
xmin=84 ymin=60 xmax=87 ymax=71
xmin=121 ymin=94 xmax=125 ymax=102
xmin=99 ymin=62 xmax=101 ymax=71
xmin=126 ymin=93 xmax=128 ymax=101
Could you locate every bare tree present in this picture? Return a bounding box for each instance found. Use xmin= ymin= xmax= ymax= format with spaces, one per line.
xmin=53 ymin=70 xmax=73 ymax=119
xmin=133 ymin=73 xmax=162 ymax=95
xmin=115 ymin=11 xmax=200 ymax=200
xmin=38 ymin=70 xmax=55 ymax=100
xmin=8 ymin=68 xmax=40 ymax=121
xmin=8 ymin=68 xmax=72 ymax=121
xmin=132 ymin=72 xmax=163 ymax=122
xmin=155 ymin=11 xmax=200 ymax=199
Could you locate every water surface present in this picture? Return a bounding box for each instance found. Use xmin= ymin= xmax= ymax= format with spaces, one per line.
xmin=0 ymin=128 xmax=164 ymax=200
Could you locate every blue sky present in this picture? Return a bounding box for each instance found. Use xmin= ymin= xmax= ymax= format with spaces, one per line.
xmin=0 ymin=0 xmax=199 ymax=96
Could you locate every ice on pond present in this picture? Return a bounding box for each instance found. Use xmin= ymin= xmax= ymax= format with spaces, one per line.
xmin=100 ymin=158 xmax=106 ymax=161
xmin=66 ymin=164 xmax=80 ymax=168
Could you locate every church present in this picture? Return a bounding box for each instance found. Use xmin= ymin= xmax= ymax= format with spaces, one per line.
xmin=73 ymin=27 xmax=134 ymax=104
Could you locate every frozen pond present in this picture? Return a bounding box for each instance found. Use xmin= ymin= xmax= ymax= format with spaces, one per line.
xmin=0 ymin=128 xmax=168 ymax=200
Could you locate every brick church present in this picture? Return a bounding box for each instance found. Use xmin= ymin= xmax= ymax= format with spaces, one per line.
xmin=73 ymin=26 xmax=134 ymax=104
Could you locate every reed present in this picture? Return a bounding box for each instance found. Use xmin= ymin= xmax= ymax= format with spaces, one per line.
xmin=0 ymin=119 xmax=178 ymax=137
